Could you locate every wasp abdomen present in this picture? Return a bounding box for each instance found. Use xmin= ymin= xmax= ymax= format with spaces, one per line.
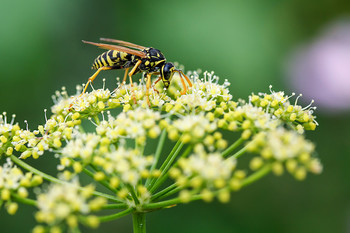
xmin=92 ymin=50 xmax=137 ymax=70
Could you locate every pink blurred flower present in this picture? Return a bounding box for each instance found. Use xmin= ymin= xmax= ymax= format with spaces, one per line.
xmin=287 ymin=19 xmax=350 ymax=113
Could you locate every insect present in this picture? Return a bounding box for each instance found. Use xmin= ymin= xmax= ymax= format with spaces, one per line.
xmin=81 ymin=38 xmax=192 ymax=103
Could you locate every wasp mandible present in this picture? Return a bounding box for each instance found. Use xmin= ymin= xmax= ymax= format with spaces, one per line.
xmin=81 ymin=38 xmax=192 ymax=102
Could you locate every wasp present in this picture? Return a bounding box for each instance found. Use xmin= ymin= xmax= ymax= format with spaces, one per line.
xmin=81 ymin=38 xmax=192 ymax=103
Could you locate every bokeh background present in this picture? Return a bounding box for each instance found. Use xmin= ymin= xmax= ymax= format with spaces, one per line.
xmin=1 ymin=0 xmax=350 ymax=232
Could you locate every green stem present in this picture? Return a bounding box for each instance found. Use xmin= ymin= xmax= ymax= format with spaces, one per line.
xmin=93 ymin=115 xmax=100 ymax=125
xmin=145 ymin=129 xmax=167 ymax=187
xmin=132 ymin=212 xmax=146 ymax=233
xmin=146 ymin=140 xmax=183 ymax=189
xmin=143 ymin=195 xmax=202 ymax=210
xmin=101 ymin=203 xmax=128 ymax=210
xmin=145 ymin=164 xmax=272 ymax=210
xmin=222 ymin=137 xmax=244 ymax=158
xmin=231 ymin=146 xmax=247 ymax=159
xmin=98 ymin=208 xmax=133 ymax=222
xmin=11 ymin=192 xmax=37 ymax=206
xmin=126 ymin=184 xmax=140 ymax=205
xmin=241 ymin=164 xmax=272 ymax=187
xmin=10 ymin=155 xmax=122 ymax=203
xmin=151 ymin=183 xmax=178 ymax=201
xmin=150 ymin=145 xmax=192 ymax=193
xmin=153 ymin=186 xmax=181 ymax=201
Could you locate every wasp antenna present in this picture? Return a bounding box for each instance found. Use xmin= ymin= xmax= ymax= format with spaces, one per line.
xmin=81 ymin=40 xmax=96 ymax=45
xmin=177 ymin=70 xmax=192 ymax=87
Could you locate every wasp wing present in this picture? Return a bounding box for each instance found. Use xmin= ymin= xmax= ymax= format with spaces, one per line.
xmin=100 ymin=38 xmax=146 ymax=50
xmin=82 ymin=40 xmax=147 ymax=58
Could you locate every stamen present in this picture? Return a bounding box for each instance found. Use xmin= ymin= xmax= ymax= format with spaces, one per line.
xmin=52 ymin=95 xmax=57 ymax=104
xmin=89 ymin=82 xmax=95 ymax=91
xmin=294 ymin=94 xmax=303 ymax=106
xmin=286 ymin=92 xmax=296 ymax=101
xmin=87 ymin=117 xmax=98 ymax=127
xmin=10 ymin=114 xmax=16 ymax=125
xmin=64 ymin=112 xmax=72 ymax=123
xmin=102 ymin=78 xmax=106 ymax=90
xmin=44 ymin=109 xmax=48 ymax=122
xmin=61 ymin=86 xmax=68 ymax=98
xmin=106 ymin=111 xmax=112 ymax=120
xmin=24 ymin=120 xmax=29 ymax=131
xmin=302 ymin=99 xmax=314 ymax=110
xmin=76 ymin=85 xmax=83 ymax=95
xmin=3 ymin=112 xmax=7 ymax=124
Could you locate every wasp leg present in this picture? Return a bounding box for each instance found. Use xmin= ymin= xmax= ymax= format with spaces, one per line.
xmin=113 ymin=67 xmax=130 ymax=93
xmin=122 ymin=67 xmax=130 ymax=85
xmin=152 ymin=76 xmax=162 ymax=94
xmin=146 ymin=73 xmax=152 ymax=106
xmin=81 ymin=66 xmax=112 ymax=95
xmin=128 ymin=60 xmax=142 ymax=104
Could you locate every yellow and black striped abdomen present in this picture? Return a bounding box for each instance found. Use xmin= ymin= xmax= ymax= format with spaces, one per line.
xmin=92 ymin=50 xmax=135 ymax=70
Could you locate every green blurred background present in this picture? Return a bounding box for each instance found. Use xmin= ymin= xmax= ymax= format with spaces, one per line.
xmin=1 ymin=0 xmax=350 ymax=232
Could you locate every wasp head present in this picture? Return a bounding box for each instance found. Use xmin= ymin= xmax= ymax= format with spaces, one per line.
xmin=160 ymin=62 xmax=175 ymax=89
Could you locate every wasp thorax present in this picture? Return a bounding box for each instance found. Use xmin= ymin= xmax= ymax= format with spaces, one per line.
xmin=146 ymin=48 xmax=165 ymax=60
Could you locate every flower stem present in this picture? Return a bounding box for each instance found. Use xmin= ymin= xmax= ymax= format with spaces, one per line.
xmin=222 ymin=137 xmax=244 ymax=158
xmin=93 ymin=115 xmax=100 ymax=125
xmin=10 ymin=155 xmax=122 ymax=203
xmin=126 ymin=184 xmax=140 ymax=205
xmin=146 ymin=140 xmax=183 ymax=189
xmin=241 ymin=164 xmax=272 ymax=187
xmin=132 ymin=212 xmax=146 ymax=233
xmin=145 ymin=129 xmax=167 ymax=187
xmin=231 ymin=146 xmax=247 ymax=159
xmin=149 ymin=144 xmax=192 ymax=193
xmin=101 ymin=203 xmax=128 ymax=209
xmin=11 ymin=192 xmax=37 ymax=206
xmin=151 ymin=183 xmax=178 ymax=201
xmin=98 ymin=208 xmax=133 ymax=222
xmin=145 ymin=164 xmax=273 ymax=210
xmin=143 ymin=195 xmax=202 ymax=210
xmin=153 ymin=186 xmax=181 ymax=201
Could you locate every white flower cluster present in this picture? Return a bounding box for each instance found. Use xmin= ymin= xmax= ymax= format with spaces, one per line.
xmin=61 ymin=133 xmax=100 ymax=161
xmin=100 ymin=108 xmax=162 ymax=143
xmin=0 ymin=158 xmax=42 ymax=214
xmin=103 ymin=147 xmax=153 ymax=186
xmin=0 ymin=69 xmax=322 ymax=232
xmin=247 ymin=127 xmax=322 ymax=179
xmin=174 ymin=152 xmax=236 ymax=187
xmin=250 ymin=86 xmax=318 ymax=133
xmin=35 ymin=180 xmax=104 ymax=230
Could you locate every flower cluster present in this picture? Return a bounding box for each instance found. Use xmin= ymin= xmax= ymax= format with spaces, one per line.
xmin=0 ymin=69 xmax=321 ymax=233
xmin=96 ymin=107 xmax=162 ymax=145
xmin=33 ymin=179 xmax=105 ymax=233
xmin=0 ymin=113 xmax=21 ymax=157
xmin=169 ymin=146 xmax=242 ymax=203
xmin=247 ymin=127 xmax=322 ymax=179
xmin=0 ymin=158 xmax=42 ymax=215
xmin=250 ymin=86 xmax=318 ymax=133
